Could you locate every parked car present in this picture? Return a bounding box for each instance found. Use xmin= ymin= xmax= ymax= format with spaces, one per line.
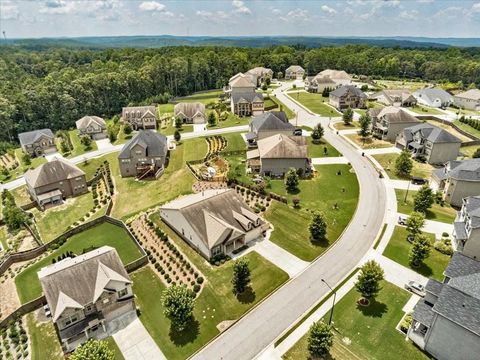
xmin=411 ymin=176 xmax=427 ymax=185
xmin=398 ymin=216 xmax=408 ymax=225
xmin=405 ymin=281 xmax=426 ymax=297
xmin=293 ymin=128 xmax=303 ymax=136
xmin=43 ymin=304 xmax=51 ymax=318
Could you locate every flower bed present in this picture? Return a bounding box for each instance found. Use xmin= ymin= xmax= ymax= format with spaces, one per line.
xmin=206 ymin=135 xmax=227 ymax=158
xmin=0 ymin=316 xmax=29 ymax=359
xmin=234 ymin=185 xmax=271 ymax=214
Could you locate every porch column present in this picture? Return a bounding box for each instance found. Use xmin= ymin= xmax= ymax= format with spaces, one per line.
xmin=84 ymin=328 xmax=89 ymax=340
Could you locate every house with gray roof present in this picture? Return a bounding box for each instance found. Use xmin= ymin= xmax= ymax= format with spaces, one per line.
xmin=452 ymin=196 xmax=480 ymax=259
xmin=396 ymin=123 xmax=461 ymax=165
xmin=413 ymin=88 xmax=453 ymax=108
xmin=38 ymin=246 xmax=135 ymax=351
xmin=371 ymin=106 xmax=421 ymax=142
xmin=160 ymin=189 xmax=269 ymax=259
xmin=432 ymin=159 xmax=480 ymax=207
xmin=118 ymin=130 xmax=168 ymax=179
xmin=246 ymin=67 xmax=273 ymax=86
xmin=317 ymin=69 xmax=352 ymax=87
xmin=24 ymin=157 xmax=87 ymax=209
xmin=174 ymin=102 xmax=206 ymax=124
xmin=246 ymin=111 xmax=294 ymax=147
xmin=453 ymin=89 xmax=480 ymax=111
xmin=370 ymin=90 xmax=417 ymax=107
xmin=305 ymin=75 xmax=336 ymax=93
xmin=75 ymin=116 xmax=107 ymax=140
xmin=18 ymin=129 xmax=57 ymax=157
xmin=121 ymin=106 xmax=157 ymax=130
xmin=230 ymin=91 xmax=264 ymax=117
xmin=225 ymin=73 xmax=257 ymax=96
xmin=408 ymin=252 xmax=480 ymax=360
xmin=329 ymin=85 xmax=367 ymax=111
xmin=285 ymin=65 xmax=305 ymax=80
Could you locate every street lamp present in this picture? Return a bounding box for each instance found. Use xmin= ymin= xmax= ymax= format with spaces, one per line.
xmin=321 ymin=278 xmax=336 ymax=325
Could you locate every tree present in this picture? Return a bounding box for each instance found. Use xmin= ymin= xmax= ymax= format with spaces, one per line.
xmin=413 ymin=185 xmax=434 ymax=214
xmin=409 ymin=233 xmax=431 ymax=266
xmin=60 ymin=139 xmax=70 ymax=154
xmin=406 ymin=211 xmax=425 ymax=238
xmin=395 ymin=149 xmax=413 ymax=177
xmin=355 ymin=260 xmax=384 ymax=300
xmin=308 ymin=321 xmax=333 ymax=358
xmin=162 ymin=285 xmax=195 ymax=331
xmin=342 ymin=107 xmax=353 ymax=125
xmin=473 ymin=148 xmax=480 ymax=158
xmin=175 ymin=117 xmax=183 ymax=129
xmin=3 ymin=205 xmax=28 ymax=230
xmin=284 ymin=168 xmax=299 ymax=192
xmin=358 ymin=112 xmax=371 ymax=138
xmin=309 ymin=211 xmax=327 ymax=241
xmin=311 ymin=123 xmax=324 ymax=144
xmin=70 ymin=340 xmax=114 ymax=360
xmin=21 ymin=152 xmax=31 ymax=166
xmin=80 ymin=135 xmax=92 ymax=148
xmin=108 ymin=129 xmax=117 ymax=143
xmin=123 ymin=122 xmax=132 ymax=135
xmin=174 ymin=130 xmax=181 ymax=142
xmin=1 ymin=166 xmax=9 ymax=178
xmin=232 ymin=258 xmax=251 ymax=295
xmin=207 ymin=112 xmax=216 ymax=127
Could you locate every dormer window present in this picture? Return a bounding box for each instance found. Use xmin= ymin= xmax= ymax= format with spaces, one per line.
xmin=118 ymin=288 xmax=128 ymax=298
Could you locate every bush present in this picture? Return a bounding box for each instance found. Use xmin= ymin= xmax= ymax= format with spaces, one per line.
xmin=442 ymin=232 xmax=449 ymax=238
xmin=193 ymin=284 xmax=201 ymax=293
xmin=400 ymin=313 xmax=413 ymax=333
xmin=196 ymin=276 xmax=204 ymax=284
xmin=434 ymin=240 xmax=453 ymax=255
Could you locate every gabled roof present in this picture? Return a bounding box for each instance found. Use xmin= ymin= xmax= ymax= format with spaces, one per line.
xmin=255 ymin=134 xmax=308 ymax=159
xmin=330 ymin=85 xmax=367 ymax=99
xmin=373 ymin=90 xmax=416 ymax=104
xmin=18 ymin=129 xmax=54 ymax=146
xmin=442 ymin=159 xmax=480 ymax=182
xmin=414 ymin=88 xmax=453 ymax=103
xmin=403 ymin=123 xmax=461 ymax=144
xmin=455 ymin=89 xmax=480 ymax=101
xmin=286 ymin=65 xmax=304 ymax=73
xmin=231 ymin=92 xmax=264 ymax=104
xmin=229 ymin=75 xmax=256 ymax=88
xmin=118 ymin=130 xmax=168 ymax=159
xmin=75 ymin=116 xmax=106 ymax=130
xmin=24 ymin=157 xmax=85 ymax=189
xmin=246 ymin=67 xmax=273 ymax=77
xmin=250 ymin=112 xmax=293 ymax=133
xmin=377 ymin=106 xmax=420 ymax=124
xmin=318 ymin=69 xmax=351 ymax=81
xmin=174 ymin=102 xmax=206 ymax=119
xmin=122 ymin=106 xmax=157 ymax=119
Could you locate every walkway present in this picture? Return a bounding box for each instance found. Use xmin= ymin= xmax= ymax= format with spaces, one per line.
xmin=311 ymin=156 xmax=349 ymax=165
xmin=397 ymin=213 xmax=454 ymax=238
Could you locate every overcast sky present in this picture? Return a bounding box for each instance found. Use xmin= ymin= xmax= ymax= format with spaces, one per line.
xmin=1 ymin=0 xmax=480 ymax=39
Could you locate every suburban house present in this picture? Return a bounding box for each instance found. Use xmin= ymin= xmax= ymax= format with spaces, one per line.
xmin=408 ymin=252 xmax=480 ymax=360
xmin=285 ymin=65 xmax=305 ymax=80
xmin=38 ymin=246 xmax=136 ymax=351
xmin=316 ymin=69 xmax=352 ymax=86
xmin=370 ymin=90 xmax=417 ymax=107
xmin=75 ymin=116 xmax=107 ymax=140
xmin=121 ymin=106 xmax=157 ymax=130
xmin=305 ymin=75 xmax=336 ymax=93
xmin=396 ymin=123 xmax=461 ymax=165
xmin=225 ymin=73 xmax=257 ymax=96
xmin=24 ymin=157 xmax=87 ymax=209
xmin=370 ymin=106 xmax=421 ymax=142
xmin=246 ymin=67 xmax=273 ymax=86
xmin=413 ymin=88 xmax=453 ymax=108
xmin=329 ymin=85 xmax=367 ymax=111
xmin=246 ymin=111 xmax=294 ymax=147
xmin=18 ymin=129 xmax=57 ymax=157
xmin=432 ymin=159 xmax=480 ymax=207
xmin=118 ymin=130 xmax=168 ymax=179
xmin=452 ymin=196 xmax=480 ymax=258
xmin=453 ymin=89 xmax=480 ymax=111
xmin=174 ymin=102 xmax=206 ymax=124
xmin=246 ymin=134 xmax=310 ymax=176
xmin=230 ymin=92 xmax=265 ymax=117
xmin=160 ymin=189 xmax=269 ymax=260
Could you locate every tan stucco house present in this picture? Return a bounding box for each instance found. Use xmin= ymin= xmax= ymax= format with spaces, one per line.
xmin=305 ymin=75 xmax=337 ymax=93
xmin=246 ymin=67 xmax=273 ymax=86
xmin=121 ymin=106 xmax=157 ymax=130
xmin=174 ymin=102 xmax=206 ymax=124
xmin=453 ymin=89 xmax=480 ymax=111
xmin=285 ymin=65 xmax=305 ymax=80
xmin=18 ymin=129 xmax=57 ymax=157
xmin=75 ymin=116 xmax=107 ymax=140
xmin=316 ymin=69 xmax=352 ymax=87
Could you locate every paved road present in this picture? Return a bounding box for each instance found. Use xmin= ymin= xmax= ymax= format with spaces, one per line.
xmin=191 ymin=84 xmax=387 ymax=360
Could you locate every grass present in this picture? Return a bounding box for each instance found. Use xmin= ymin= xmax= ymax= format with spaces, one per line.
xmin=453 ymin=120 xmax=480 ymax=140
xmin=132 ymin=249 xmax=288 ymax=359
xmin=345 ymin=134 xmax=393 ymax=150
xmin=270 ymin=96 xmax=295 ymax=119
xmin=307 ymin=138 xmax=341 ymax=158
xmin=373 ymin=224 xmax=388 ymax=250
xmin=372 ymin=153 xmax=434 ymax=180
xmin=27 ymin=313 xmax=63 ymax=360
xmin=265 ymin=164 xmax=359 ymax=261
xmin=383 ymin=226 xmax=450 ymax=281
xmin=288 ymin=92 xmax=341 ymax=117
xmin=207 ymin=113 xmax=250 ymax=129
xmin=448 ymin=107 xmax=480 ymax=117
xmin=11 ymin=185 xmax=32 ymax=207
xmin=222 ymin=132 xmax=246 ymax=152
xmin=158 ymin=103 xmax=175 ymax=114
xmin=410 ymin=105 xmax=443 ymax=115
xmin=459 ymin=144 xmax=480 ymax=158
xmin=395 ymin=189 xmax=457 ymax=223
xmin=175 ymin=89 xmax=223 ymax=105
xmin=160 ymin=120 xmax=194 ymax=136
xmin=15 ymin=222 xmax=143 ymax=304
xmin=114 ymin=125 xmax=135 ymax=145
xmin=425 ymin=120 xmax=471 ymax=143
xmin=14 ymin=148 xmax=47 ymax=176
xmin=333 ymin=121 xmax=360 ymax=131
xmin=66 ymin=129 xmax=98 ymax=158
xmin=0 ymin=227 xmax=8 ymax=252
xmin=104 ymin=337 xmax=125 ymax=360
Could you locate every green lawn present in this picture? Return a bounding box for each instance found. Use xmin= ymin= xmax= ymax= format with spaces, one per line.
xmin=383 ymin=226 xmax=450 ymax=280
xmin=283 ymin=281 xmax=429 ymax=360
xmin=0 ymin=226 xmax=8 ymax=252
xmin=175 ymin=89 xmax=223 ymax=105
xmin=207 ymin=113 xmax=250 ymax=129
xmin=448 ymin=107 xmax=480 ymax=117
xmin=27 ymin=313 xmax=63 ymax=360
xmin=333 ymin=121 xmax=360 ymax=130
xmin=453 ymin=120 xmax=480 ymax=140
xmin=14 ymin=148 xmax=47 ymax=176
xmin=307 ymin=138 xmax=341 ymax=158
xmin=104 ymin=337 xmax=125 ymax=360
xmin=265 ymin=164 xmax=359 ymax=261
xmin=65 ymin=129 xmax=98 ymax=158
xmin=158 ymin=103 xmax=175 ymax=114
xmin=372 ymin=153 xmax=434 ymax=180
xmin=11 ymin=185 xmax=32 ymax=207
xmin=345 ymin=134 xmax=393 ymax=150
xmin=222 ymin=132 xmax=246 ymax=152
xmin=114 ymin=125 xmax=135 ymax=145
xmin=160 ymin=121 xmax=194 ymax=136
xmin=410 ymin=105 xmax=443 ymax=115
xmin=132 ymin=251 xmax=288 ymax=359
xmin=459 ymin=145 xmax=480 ymax=158
xmin=289 ymin=92 xmax=341 ymax=117
xmin=395 ymin=189 xmax=457 ymax=223
xmin=15 ymin=222 xmax=143 ymax=303
xmin=270 ymin=96 xmax=295 ymax=119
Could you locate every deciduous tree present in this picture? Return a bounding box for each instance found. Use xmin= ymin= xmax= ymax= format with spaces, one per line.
xmin=309 ymin=211 xmax=327 ymax=241
xmin=232 ymin=258 xmax=251 ymax=295
xmin=409 ymin=233 xmax=431 ymax=266
xmin=355 ymin=260 xmax=384 ymax=300
xmin=413 ymin=185 xmax=434 ymax=214
xmin=70 ymin=340 xmax=114 ymax=360
xmin=162 ymin=285 xmax=195 ymax=331
xmin=395 ymin=149 xmax=413 ymax=177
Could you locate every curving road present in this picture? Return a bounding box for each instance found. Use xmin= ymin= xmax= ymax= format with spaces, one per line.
xmin=190 ymin=84 xmax=387 ymax=360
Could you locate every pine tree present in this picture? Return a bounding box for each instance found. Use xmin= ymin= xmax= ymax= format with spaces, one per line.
xmin=232 ymin=258 xmax=251 ymax=295
xmin=308 ymin=321 xmax=333 ymax=358
xmin=284 ymin=168 xmax=299 ymax=192
xmin=309 ymin=211 xmax=327 ymax=241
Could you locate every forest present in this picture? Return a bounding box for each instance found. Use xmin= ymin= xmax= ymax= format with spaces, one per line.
xmin=1 ymin=44 xmax=480 ymax=144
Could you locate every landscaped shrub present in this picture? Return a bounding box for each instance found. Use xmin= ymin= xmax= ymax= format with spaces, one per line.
xmin=193 ymin=284 xmax=201 ymax=293
xmin=442 ymin=232 xmax=449 ymax=238
xmin=400 ymin=313 xmax=413 ymax=333
xmin=197 ymin=276 xmax=204 ymax=284
xmin=434 ymin=240 xmax=453 ymax=255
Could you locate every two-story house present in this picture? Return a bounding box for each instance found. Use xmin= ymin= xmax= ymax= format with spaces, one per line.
xmin=75 ymin=116 xmax=107 ymax=140
xmin=117 ymin=130 xmax=168 ymax=179
xmin=245 ymin=67 xmax=273 ymax=86
xmin=452 ymin=196 xmax=480 ymax=258
xmin=121 ymin=106 xmax=157 ymax=130
xmin=453 ymin=89 xmax=480 ymax=111
xmin=245 ymin=111 xmax=294 ymax=147
xmin=230 ymin=92 xmax=265 ymax=117
xmin=370 ymin=90 xmax=417 ymax=107
xmin=396 ymin=123 xmax=461 ymax=165
xmin=224 ymin=73 xmax=257 ymax=96
xmin=174 ymin=102 xmax=206 ymax=124
xmin=305 ymin=75 xmax=337 ymax=93
xmin=285 ymin=65 xmax=305 ymax=80
xmin=329 ymin=85 xmax=367 ymax=111
xmin=24 ymin=157 xmax=88 ymax=209
xmin=371 ymin=106 xmax=421 ymax=142
xmin=38 ymin=246 xmax=136 ymax=351
xmin=18 ymin=129 xmax=57 ymax=157
xmin=316 ymin=69 xmax=352 ymax=87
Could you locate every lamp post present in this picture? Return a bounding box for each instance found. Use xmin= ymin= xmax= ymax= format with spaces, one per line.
xmin=321 ymin=278 xmax=336 ymax=325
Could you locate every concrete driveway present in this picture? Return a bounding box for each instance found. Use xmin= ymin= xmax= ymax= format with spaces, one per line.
xmin=95 ymin=138 xmax=112 ymax=150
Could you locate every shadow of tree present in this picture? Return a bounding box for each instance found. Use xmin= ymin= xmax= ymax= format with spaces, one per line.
xmin=168 ymin=318 xmax=200 ymax=346
xmin=236 ymin=286 xmax=256 ymax=304
xmin=310 ymin=237 xmax=329 ymax=248
xmin=356 ymin=299 xmax=388 ymax=318
xmin=411 ymin=262 xmax=433 ymax=278
xmin=287 ymin=187 xmax=301 ymax=195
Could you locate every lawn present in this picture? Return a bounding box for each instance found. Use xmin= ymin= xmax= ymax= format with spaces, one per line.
xmin=265 ymin=164 xmax=359 ymax=261
xmin=207 ymin=113 xmax=249 ymax=129
xmin=104 ymin=337 xmax=125 ymax=360
xmin=27 ymin=313 xmax=63 ymax=360
xmin=410 ymin=105 xmax=443 ymax=115
xmin=372 ymin=153 xmax=434 ymax=180
xmin=307 ymin=138 xmax=341 ymax=158
xmin=222 ymin=132 xmax=246 ymax=152
xmin=160 ymin=120 xmax=194 ymax=136
xmin=383 ymin=226 xmax=450 ymax=281
xmin=333 ymin=121 xmax=360 ymax=131
xmin=289 ymin=92 xmax=341 ymax=117
xmin=459 ymin=145 xmax=479 ymax=158
xmin=283 ymin=281 xmax=429 ymax=360
xmin=14 ymin=148 xmax=47 ymax=175
xmin=15 ymin=222 xmax=143 ymax=304
xmin=270 ymin=95 xmax=295 ymax=119
xmin=448 ymin=107 xmax=480 ymax=117
xmin=453 ymin=120 xmax=480 ymax=140
xmin=175 ymin=89 xmax=223 ymax=105
xmin=395 ymin=189 xmax=457 ymax=223
xmin=345 ymin=134 xmax=393 ymax=150
xmin=114 ymin=125 xmax=135 ymax=145
xmin=11 ymin=185 xmax=32 ymax=207
xmin=158 ymin=103 xmax=175 ymax=114
xmin=65 ymin=129 xmax=98 ymax=158
xmin=132 ymin=251 xmax=288 ymax=359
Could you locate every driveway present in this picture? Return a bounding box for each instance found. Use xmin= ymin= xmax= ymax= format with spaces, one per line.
xmin=386 ymin=179 xmax=422 ymax=191
xmin=95 ymin=138 xmax=113 ymax=150
xmin=362 ymin=147 xmax=401 ymax=155
xmin=45 ymin=152 xmax=63 ymax=162
xmin=193 ymin=123 xmax=207 ymax=132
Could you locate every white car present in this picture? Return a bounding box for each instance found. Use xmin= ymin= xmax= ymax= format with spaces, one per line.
xmin=43 ymin=304 xmax=51 ymax=318
xmin=405 ymin=281 xmax=425 ymax=297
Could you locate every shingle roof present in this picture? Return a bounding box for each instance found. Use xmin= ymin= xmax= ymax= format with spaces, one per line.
xmin=412 ymin=301 xmax=435 ymax=327
xmin=414 ymin=88 xmax=453 ymax=103
xmin=455 ymin=89 xmax=480 ymax=101
xmin=174 ymin=102 xmax=205 ymax=119
xmin=286 ymin=65 xmax=304 ymax=73
xmin=318 ymin=69 xmax=351 ymax=81
xmin=229 ymin=75 xmax=256 ymax=88
xmin=377 ymin=106 xmax=420 ymax=124
xmin=118 ymin=130 xmax=168 ymax=159
xmin=246 ymin=67 xmax=272 ymax=77
xmin=18 ymin=129 xmax=54 ymax=146
xmin=442 ymin=159 xmax=480 ymax=181
xmin=425 ymin=278 xmax=444 ymax=297
xmin=330 ymin=85 xmax=367 ymax=99
xmin=444 ymin=252 xmax=480 ymax=279
xmin=75 ymin=116 xmax=106 ymax=130
xmin=231 ymin=92 xmax=264 ymax=104
xmin=255 ymin=134 xmax=308 ymax=159
xmin=403 ymin=123 xmax=461 ymax=144
xmin=24 ymin=157 xmax=85 ymax=189
xmin=311 ymin=75 xmax=336 ymax=85
xmin=374 ymin=90 xmax=417 ymax=105
xmin=122 ymin=106 xmax=157 ymax=119
xmin=250 ymin=112 xmax=293 ymax=133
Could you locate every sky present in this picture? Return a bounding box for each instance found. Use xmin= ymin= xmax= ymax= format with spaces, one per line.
xmin=1 ymin=0 xmax=480 ymax=39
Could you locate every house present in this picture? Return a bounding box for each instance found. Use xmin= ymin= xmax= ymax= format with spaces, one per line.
xmin=452 ymin=196 xmax=480 ymax=258
xmin=38 ymin=246 xmax=136 ymax=351
xmin=371 ymin=106 xmax=421 ymax=142
xmin=247 ymin=134 xmax=310 ymax=176
xmin=408 ymin=252 xmax=480 ymax=360
xmin=453 ymin=89 xmax=480 ymax=111
xmin=285 ymin=65 xmax=305 ymax=80
xmin=370 ymin=90 xmax=417 ymax=107
xmin=224 ymin=73 xmax=257 ymax=96
xmin=174 ymin=102 xmax=206 ymax=124
xmin=75 ymin=116 xmax=107 ymax=140
xmin=245 ymin=111 xmax=294 ymax=147
xmin=118 ymin=130 xmax=168 ymax=179
xmin=432 ymin=159 xmax=480 ymax=207
xmin=316 ymin=69 xmax=352 ymax=86
xmin=121 ymin=106 xmax=157 ymax=130
xmin=329 ymin=85 xmax=367 ymax=111
xmin=230 ymin=92 xmax=265 ymax=117
xmin=305 ymin=75 xmax=336 ymax=93
xmin=18 ymin=129 xmax=57 ymax=157
xmin=24 ymin=157 xmax=87 ymax=209
xmin=413 ymin=88 xmax=453 ymax=108
xmin=396 ymin=123 xmax=461 ymax=165
xmin=160 ymin=189 xmax=269 ymax=260
xmin=246 ymin=67 xmax=273 ymax=86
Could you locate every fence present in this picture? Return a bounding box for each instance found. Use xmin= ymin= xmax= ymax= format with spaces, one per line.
xmin=418 ymin=115 xmax=479 ymax=141
xmin=0 ymin=296 xmax=46 ymax=329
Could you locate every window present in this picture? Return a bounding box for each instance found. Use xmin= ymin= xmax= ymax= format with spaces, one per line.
xmin=118 ymin=288 xmax=128 ymax=298
xmin=64 ymin=314 xmax=79 ymax=326
xmin=212 ymin=246 xmax=222 ymax=256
